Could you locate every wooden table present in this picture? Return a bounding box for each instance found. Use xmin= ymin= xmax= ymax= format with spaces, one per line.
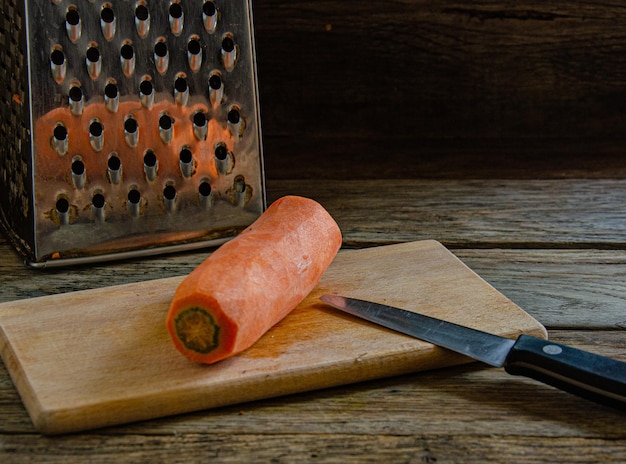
xmin=4 ymin=0 xmax=626 ymax=459
xmin=2 ymin=178 xmax=626 ymax=462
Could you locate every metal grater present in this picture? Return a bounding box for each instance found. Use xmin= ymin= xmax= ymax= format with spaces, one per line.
xmin=0 ymin=0 xmax=265 ymax=268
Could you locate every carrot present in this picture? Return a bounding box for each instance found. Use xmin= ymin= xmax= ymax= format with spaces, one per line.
xmin=166 ymin=195 xmax=342 ymax=364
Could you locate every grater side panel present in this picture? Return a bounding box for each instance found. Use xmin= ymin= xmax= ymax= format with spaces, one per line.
xmin=0 ymin=0 xmax=35 ymax=260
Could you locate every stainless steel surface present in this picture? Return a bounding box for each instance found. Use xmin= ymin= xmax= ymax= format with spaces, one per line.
xmin=320 ymin=294 xmax=517 ymax=367
xmin=0 ymin=0 xmax=265 ymax=266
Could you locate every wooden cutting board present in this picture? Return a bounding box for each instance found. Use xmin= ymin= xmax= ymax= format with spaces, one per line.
xmin=0 ymin=240 xmax=546 ymax=435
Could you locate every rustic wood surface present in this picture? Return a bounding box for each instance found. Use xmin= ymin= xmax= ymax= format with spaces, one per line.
xmin=2 ymin=178 xmax=626 ymax=462
xmin=3 ymin=0 xmax=626 ymax=459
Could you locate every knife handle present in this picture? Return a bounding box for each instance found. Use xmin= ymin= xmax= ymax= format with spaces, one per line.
xmin=504 ymin=335 xmax=626 ymax=410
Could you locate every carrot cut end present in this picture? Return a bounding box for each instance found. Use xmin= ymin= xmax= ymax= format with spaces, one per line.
xmin=174 ymin=307 xmax=220 ymax=354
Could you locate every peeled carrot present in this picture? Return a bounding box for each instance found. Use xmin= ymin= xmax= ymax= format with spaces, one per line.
xmin=166 ymin=195 xmax=342 ymax=364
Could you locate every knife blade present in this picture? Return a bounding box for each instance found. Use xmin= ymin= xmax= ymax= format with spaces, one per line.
xmin=320 ymin=294 xmax=626 ymax=410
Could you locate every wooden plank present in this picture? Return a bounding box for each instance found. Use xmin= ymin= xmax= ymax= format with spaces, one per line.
xmin=262 ymin=136 xmax=626 ymax=180
xmin=2 ymin=332 xmax=625 ymax=460
xmin=4 ymin=246 xmax=626 ymax=330
xmin=0 ymin=241 xmax=545 ymax=434
xmin=2 ymin=432 xmax=626 ymax=463
xmin=267 ymin=179 xmax=626 ymax=247
xmin=455 ymin=249 xmax=626 ymax=330
xmin=253 ymin=1 xmax=626 ymax=146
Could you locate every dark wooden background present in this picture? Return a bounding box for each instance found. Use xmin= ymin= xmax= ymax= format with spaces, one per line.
xmin=252 ymin=0 xmax=626 ymax=180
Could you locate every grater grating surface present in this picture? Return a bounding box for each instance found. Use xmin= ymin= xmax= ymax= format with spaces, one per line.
xmin=0 ymin=0 xmax=264 ymax=267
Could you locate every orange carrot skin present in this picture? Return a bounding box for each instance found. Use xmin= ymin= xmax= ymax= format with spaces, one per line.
xmin=166 ymin=195 xmax=342 ymax=364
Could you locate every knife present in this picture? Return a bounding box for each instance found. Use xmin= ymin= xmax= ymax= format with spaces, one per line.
xmin=320 ymin=294 xmax=626 ymax=410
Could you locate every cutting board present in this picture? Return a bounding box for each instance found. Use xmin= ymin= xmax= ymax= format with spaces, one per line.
xmin=0 ymin=240 xmax=546 ymax=435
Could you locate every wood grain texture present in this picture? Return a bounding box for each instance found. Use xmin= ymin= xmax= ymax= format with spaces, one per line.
xmin=2 ymin=177 xmax=626 ymax=461
xmin=0 ymin=241 xmax=544 ymax=434
xmin=253 ymin=0 xmax=626 ymax=177
xmin=456 ymin=249 xmax=626 ymax=330
xmin=262 ymin=136 xmax=626 ymax=180
xmin=266 ymin=179 xmax=626 ymax=248
xmin=1 ymin=331 xmax=624 ymax=461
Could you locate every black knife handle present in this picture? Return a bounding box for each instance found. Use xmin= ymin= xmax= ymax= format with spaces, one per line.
xmin=504 ymin=335 xmax=626 ymax=410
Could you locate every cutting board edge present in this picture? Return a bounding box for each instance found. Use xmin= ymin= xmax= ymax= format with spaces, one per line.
xmin=0 ymin=324 xmax=45 ymax=433
xmin=30 ymin=345 xmax=474 ymax=435
xmin=25 ymin=322 xmax=547 ymax=435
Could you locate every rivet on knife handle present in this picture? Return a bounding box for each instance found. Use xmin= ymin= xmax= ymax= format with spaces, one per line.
xmin=504 ymin=335 xmax=626 ymax=410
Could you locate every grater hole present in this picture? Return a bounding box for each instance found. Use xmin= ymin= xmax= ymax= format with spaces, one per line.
xmin=154 ymin=41 xmax=168 ymax=58
xmin=135 ymin=3 xmax=150 ymax=37
xmin=163 ymin=184 xmax=177 ymax=212
xmin=209 ymin=73 xmax=221 ymax=90
xmin=222 ymin=36 xmax=235 ymax=53
xmin=199 ymin=180 xmax=212 ymax=197
xmin=107 ymin=154 xmax=122 ymax=184
xmin=169 ymin=2 xmax=184 ymax=36
xmin=100 ymin=4 xmax=116 ymax=41
xmin=193 ymin=112 xmax=208 ymax=140
xmin=135 ymin=4 xmax=149 ymax=21
xmin=193 ymin=111 xmax=207 ymax=126
xmin=101 ymin=6 xmax=114 ymax=23
xmin=163 ymin=185 xmax=176 ymax=200
xmin=56 ymin=197 xmax=70 ymax=214
xmin=104 ymin=82 xmax=118 ymax=99
xmin=89 ymin=120 xmax=104 ymax=151
xmin=174 ymin=76 xmax=189 ymax=105
xmin=71 ymin=159 xmax=85 ymax=175
xmin=54 ymin=125 xmax=68 ymax=141
xmin=221 ymin=34 xmax=237 ymax=71
xmin=169 ymin=3 xmax=183 ymax=19
xmin=144 ymin=150 xmax=157 ymax=167
xmin=140 ymin=79 xmax=153 ymax=95
xmin=188 ymin=39 xmax=201 ymax=55
xmin=121 ymin=44 xmax=134 ymax=60
xmin=66 ymin=9 xmax=80 ymax=26
xmin=203 ymin=1 xmax=216 ymax=16
xmin=71 ymin=156 xmax=86 ymax=189
xmin=86 ymin=46 xmax=100 ymax=63
xmin=159 ymin=114 xmax=172 ymax=130
xmin=175 ymin=76 xmax=187 ymax=92
xmin=69 ymin=85 xmax=82 ymax=102
xmin=228 ymin=108 xmax=240 ymax=124
xmin=124 ymin=117 xmax=138 ymax=133
xmin=92 ymin=193 xmax=105 ymax=209
xmin=128 ymin=188 xmax=141 ymax=204
xmin=65 ymin=7 xmax=82 ymax=43
xmin=90 ymin=121 xmax=103 ymax=137
xmin=51 ymin=49 xmax=65 ymax=66
xmin=179 ymin=148 xmax=195 ymax=177
xmin=180 ymin=148 xmax=193 ymax=164
xmin=159 ymin=114 xmax=173 ymax=143
xmin=154 ymin=40 xmax=169 ymax=74
xmin=108 ymin=155 xmax=121 ymax=170
xmin=203 ymin=1 xmax=218 ymax=33
xmin=214 ymin=144 xmax=227 ymax=161
xmin=187 ymin=36 xmax=202 ymax=71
